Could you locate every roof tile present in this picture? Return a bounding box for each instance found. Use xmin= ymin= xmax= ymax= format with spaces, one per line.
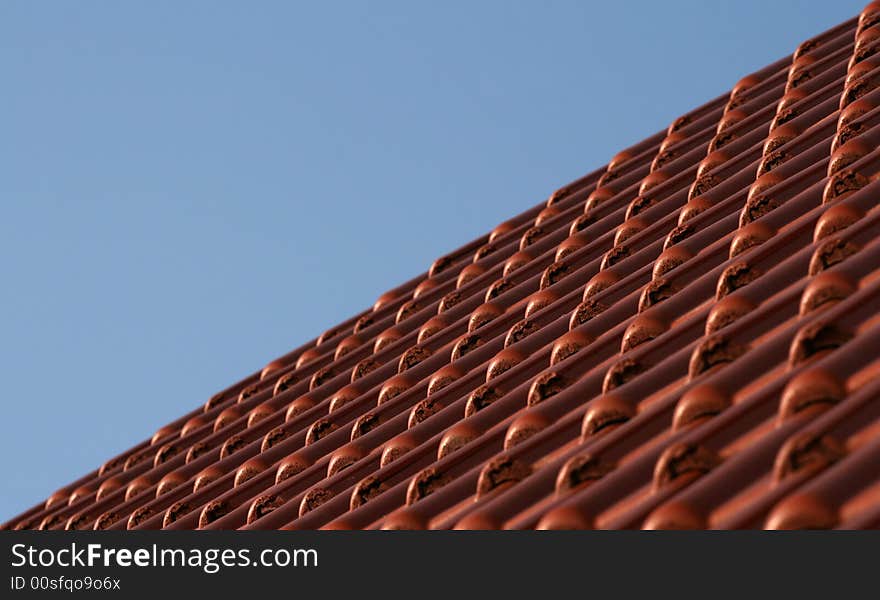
xmin=5 ymin=5 xmax=880 ymax=531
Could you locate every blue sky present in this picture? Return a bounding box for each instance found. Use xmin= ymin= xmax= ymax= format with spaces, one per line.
xmin=0 ymin=1 xmax=862 ymax=519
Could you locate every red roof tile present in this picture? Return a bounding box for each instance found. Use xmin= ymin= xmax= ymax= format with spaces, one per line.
xmin=5 ymin=3 xmax=880 ymax=531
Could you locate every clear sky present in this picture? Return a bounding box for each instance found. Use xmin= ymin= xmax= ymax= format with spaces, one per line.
xmin=0 ymin=1 xmax=863 ymax=520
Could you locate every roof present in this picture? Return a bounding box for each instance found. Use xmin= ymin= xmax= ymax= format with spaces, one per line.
xmin=5 ymin=3 xmax=880 ymax=531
